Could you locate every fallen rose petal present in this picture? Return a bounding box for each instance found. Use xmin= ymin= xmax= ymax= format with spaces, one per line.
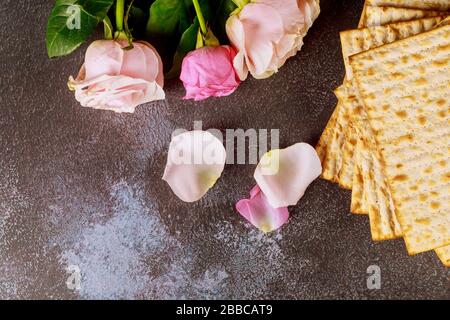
xmin=163 ymin=130 xmax=226 ymax=202
xmin=254 ymin=143 xmax=322 ymax=208
xmin=236 ymin=185 xmax=289 ymax=233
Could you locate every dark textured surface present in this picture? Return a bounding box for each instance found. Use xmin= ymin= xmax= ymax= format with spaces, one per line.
xmin=0 ymin=0 xmax=448 ymax=299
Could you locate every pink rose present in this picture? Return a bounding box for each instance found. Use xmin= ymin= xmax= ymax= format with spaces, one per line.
xmin=180 ymin=45 xmax=240 ymax=101
xmin=69 ymin=40 xmax=165 ymax=113
xmin=226 ymin=0 xmax=320 ymax=80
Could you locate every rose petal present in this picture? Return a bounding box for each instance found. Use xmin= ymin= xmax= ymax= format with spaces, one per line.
xmin=70 ymin=74 xmax=164 ymax=113
xmin=298 ymin=0 xmax=321 ymax=30
xmin=138 ymin=41 xmax=165 ymax=87
xmin=226 ymin=16 xmax=249 ymax=81
xmin=122 ymin=41 xmax=164 ymax=85
xmin=238 ymin=3 xmax=284 ymax=78
xmin=236 ymin=185 xmax=289 ymax=233
xmin=120 ymin=42 xmax=148 ymax=81
xmin=163 ymin=131 xmax=226 ymax=202
xmin=83 ymin=40 xmax=124 ymax=80
xmin=259 ymin=0 xmax=311 ymax=34
xmin=274 ymin=0 xmax=320 ymax=65
xmin=254 ymin=143 xmax=322 ymax=208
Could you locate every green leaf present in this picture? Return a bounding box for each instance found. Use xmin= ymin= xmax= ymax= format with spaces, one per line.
xmin=46 ymin=0 xmax=115 ymax=58
xmin=145 ymin=0 xmax=215 ymax=75
xmin=127 ymin=6 xmax=147 ymax=39
xmin=196 ymin=0 xmax=213 ymax=22
xmin=211 ymin=0 xmax=237 ymax=44
xmin=146 ymin=0 xmax=190 ymax=39
xmin=223 ymin=0 xmax=239 ymax=15
xmin=103 ymin=16 xmax=113 ymax=40
xmin=165 ymin=18 xmax=199 ymax=79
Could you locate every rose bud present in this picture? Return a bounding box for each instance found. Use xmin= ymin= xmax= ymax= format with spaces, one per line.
xmin=226 ymin=0 xmax=320 ymax=80
xmin=68 ymin=40 xmax=165 ymax=113
xmin=180 ymin=45 xmax=241 ymax=101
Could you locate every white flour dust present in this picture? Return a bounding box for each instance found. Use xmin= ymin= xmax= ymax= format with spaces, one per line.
xmin=59 ymin=181 xmax=230 ymax=299
xmin=212 ymin=222 xmax=286 ymax=298
xmin=59 ymin=180 xmax=288 ymax=299
xmin=0 ymin=162 xmax=31 ymax=298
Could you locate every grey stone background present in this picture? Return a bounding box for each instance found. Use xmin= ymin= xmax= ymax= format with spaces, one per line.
xmin=0 ymin=0 xmax=448 ymax=299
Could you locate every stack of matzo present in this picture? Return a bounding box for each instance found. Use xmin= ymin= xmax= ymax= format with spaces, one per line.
xmin=316 ymin=0 xmax=450 ymax=266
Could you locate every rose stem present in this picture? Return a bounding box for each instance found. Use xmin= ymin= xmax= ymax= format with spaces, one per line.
xmin=116 ymin=0 xmax=125 ymax=32
xmin=192 ymin=0 xmax=207 ymax=35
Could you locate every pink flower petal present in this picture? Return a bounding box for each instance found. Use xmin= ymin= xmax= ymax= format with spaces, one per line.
xmin=225 ymin=17 xmax=248 ymax=81
xmin=120 ymin=42 xmax=148 ymax=80
xmin=163 ymin=131 xmax=226 ymax=202
xmin=236 ymin=185 xmax=289 ymax=233
xmin=138 ymin=41 xmax=164 ymax=87
xmin=259 ymin=0 xmax=308 ymax=34
xmin=238 ymin=3 xmax=284 ymax=78
xmin=123 ymin=41 xmax=164 ymax=85
xmin=254 ymin=143 xmax=322 ymax=208
xmin=70 ymin=74 xmax=164 ymax=113
xmin=180 ymin=46 xmax=240 ymax=101
xmin=83 ymin=40 xmax=123 ymax=80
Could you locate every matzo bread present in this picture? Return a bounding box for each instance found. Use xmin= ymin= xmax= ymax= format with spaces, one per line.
xmin=359 ymin=1 xmax=370 ymax=28
xmin=355 ymin=113 xmax=403 ymax=240
xmin=335 ymin=18 xmax=444 ymax=192
xmin=331 ymin=86 xmax=356 ymax=190
xmin=336 ymin=83 xmax=403 ymax=240
xmin=435 ymin=246 xmax=450 ymax=266
xmin=363 ymin=6 xmax=445 ymax=27
xmin=341 ymin=17 xmax=446 ymax=79
xmin=438 ymin=16 xmax=450 ymax=26
xmin=317 ymin=10 xmax=443 ymax=189
xmin=336 ymin=17 xmax=445 ymax=239
xmin=322 ymin=0 xmax=450 ymax=263
xmin=316 ymin=92 xmax=355 ymax=189
xmin=339 ymin=122 xmax=357 ymax=189
xmin=333 ymin=85 xmax=368 ymax=212
xmin=340 ymin=79 xmax=450 ymax=248
xmin=316 ymin=102 xmax=341 ymax=182
xmin=351 ymin=143 xmax=368 ymax=214
xmin=350 ymin=25 xmax=450 ymax=254
xmin=335 ymin=17 xmax=442 ymax=222
xmin=366 ymin=0 xmax=450 ymax=11
xmin=319 ymin=17 xmax=444 ymax=212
